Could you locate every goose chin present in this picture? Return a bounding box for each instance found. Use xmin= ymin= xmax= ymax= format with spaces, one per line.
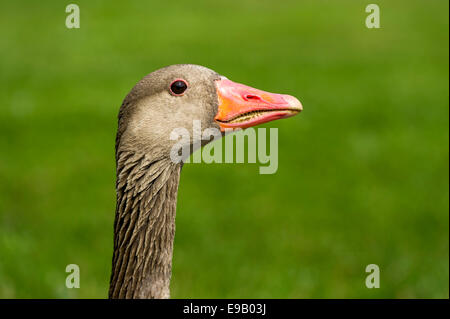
xmin=214 ymin=78 xmax=302 ymax=131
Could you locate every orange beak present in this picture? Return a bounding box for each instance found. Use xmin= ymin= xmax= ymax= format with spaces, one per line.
xmin=214 ymin=78 xmax=302 ymax=131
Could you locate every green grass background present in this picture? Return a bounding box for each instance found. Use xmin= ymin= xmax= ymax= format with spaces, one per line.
xmin=0 ymin=0 xmax=448 ymax=298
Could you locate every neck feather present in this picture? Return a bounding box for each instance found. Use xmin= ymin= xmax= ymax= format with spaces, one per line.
xmin=109 ymin=150 xmax=181 ymax=299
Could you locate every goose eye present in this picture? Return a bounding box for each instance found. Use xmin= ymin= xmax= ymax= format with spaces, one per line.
xmin=170 ymin=80 xmax=188 ymax=95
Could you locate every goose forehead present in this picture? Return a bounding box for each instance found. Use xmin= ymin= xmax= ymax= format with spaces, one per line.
xmin=154 ymin=64 xmax=219 ymax=79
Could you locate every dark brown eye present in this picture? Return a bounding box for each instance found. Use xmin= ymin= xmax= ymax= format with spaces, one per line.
xmin=170 ymin=79 xmax=188 ymax=95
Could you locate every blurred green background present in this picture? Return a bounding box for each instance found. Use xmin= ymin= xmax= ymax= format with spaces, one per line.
xmin=0 ymin=0 xmax=448 ymax=298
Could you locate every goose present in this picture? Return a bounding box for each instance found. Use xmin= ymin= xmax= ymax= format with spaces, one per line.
xmin=109 ymin=64 xmax=302 ymax=298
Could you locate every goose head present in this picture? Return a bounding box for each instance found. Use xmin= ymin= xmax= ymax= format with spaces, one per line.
xmin=116 ymin=64 xmax=302 ymax=157
xmin=111 ymin=64 xmax=303 ymax=299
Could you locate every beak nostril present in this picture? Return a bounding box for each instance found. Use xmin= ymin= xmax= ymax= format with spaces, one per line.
xmin=244 ymin=94 xmax=261 ymax=101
